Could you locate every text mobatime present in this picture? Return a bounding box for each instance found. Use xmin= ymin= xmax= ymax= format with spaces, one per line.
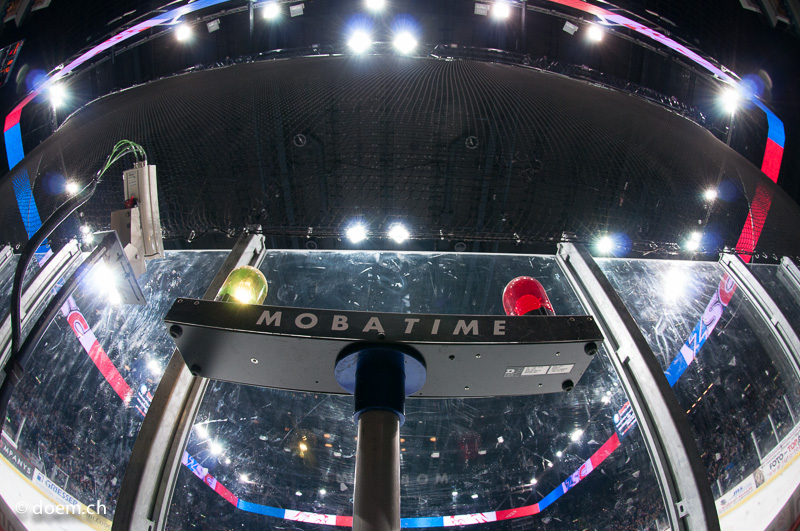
xmin=255 ymin=310 xmax=509 ymax=338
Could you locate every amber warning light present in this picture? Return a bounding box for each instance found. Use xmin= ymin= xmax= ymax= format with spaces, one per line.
xmin=502 ymin=276 xmax=555 ymax=316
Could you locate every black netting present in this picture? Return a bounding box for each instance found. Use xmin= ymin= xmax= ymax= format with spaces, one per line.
xmin=1 ymin=55 xmax=798 ymax=258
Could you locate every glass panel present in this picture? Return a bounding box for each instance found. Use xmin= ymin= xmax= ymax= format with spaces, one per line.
xmin=1 ymin=251 xmax=226 ymax=525
xmin=167 ymin=251 xmax=669 ymax=530
xmin=0 ymin=252 xmax=19 ymax=313
xmin=751 ymin=263 xmax=800 ymax=337
xmin=598 ymin=257 xmax=800 ymax=512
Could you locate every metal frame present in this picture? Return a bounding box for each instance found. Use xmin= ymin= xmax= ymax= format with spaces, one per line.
xmin=778 ymin=257 xmax=800 ymax=302
xmin=113 ymin=233 xmax=267 ymax=531
xmin=0 ymin=245 xmax=11 ymax=271
xmin=720 ymin=253 xmax=800 ymax=379
xmin=0 ymin=240 xmax=82 ymax=376
xmin=556 ymin=243 xmax=720 ymax=531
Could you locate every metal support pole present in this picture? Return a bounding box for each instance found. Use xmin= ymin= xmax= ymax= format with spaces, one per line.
xmin=248 ymin=0 xmax=254 ymax=54
xmin=354 ymin=410 xmax=401 ymax=531
xmin=113 ymin=233 xmax=267 ymax=531
xmin=768 ymin=414 xmax=780 ymax=444
xmin=335 ymin=345 xmax=426 ymax=531
xmin=556 ymin=243 xmax=719 ymax=531
xmin=785 ymin=395 xmax=797 ymax=425
xmin=751 ymin=431 xmax=763 ymax=462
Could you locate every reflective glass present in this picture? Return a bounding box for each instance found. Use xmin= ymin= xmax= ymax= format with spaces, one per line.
xmin=751 ymin=262 xmax=800 ymax=337
xmin=167 ymin=251 xmax=668 ymax=530
xmin=598 ymin=257 xmax=800 ymax=509
xmin=1 ymin=251 xmax=226 ymax=526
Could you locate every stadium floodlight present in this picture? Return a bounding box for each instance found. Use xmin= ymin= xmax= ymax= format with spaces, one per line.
xmin=596 ymin=235 xmax=614 ymax=254
xmin=570 ymin=429 xmax=583 ymax=442
xmin=348 ymin=30 xmax=373 ymax=53
xmin=346 ymin=222 xmax=368 ymax=243
xmin=492 ymin=1 xmax=511 ymax=19
xmin=175 ymin=23 xmax=192 ymax=42
xmin=393 ymin=31 xmax=417 ymax=54
xmin=65 ymin=181 xmax=79 ymax=195
xmin=721 ymin=87 xmax=740 ymax=114
xmin=365 ymin=0 xmax=386 ymax=11
xmin=704 ymin=188 xmax=718 ymax=201
xmin=388 ymin=223 xmax=410 ymax=242
xmin=216 ymin=265 xmax=269 ymax=305
xmin=685 ymin=232 xmax=702 ymax=251
xmin=586 ymin=24 xmax=603 ymax=42
xmin=50 ymin=84 xmax=66 ymax=108
xmin=263 ymin=2 xmax=281 ymax=19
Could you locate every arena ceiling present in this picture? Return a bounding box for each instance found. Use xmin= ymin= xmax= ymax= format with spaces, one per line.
xmin=0 ymin=0 xmax=798 ymax=258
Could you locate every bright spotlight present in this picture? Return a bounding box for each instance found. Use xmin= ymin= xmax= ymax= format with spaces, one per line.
xmin=295 ymin=491 xmax=303 ymax=496
xmin=704 ymin=188 xmax=718 ymax=201
xmin=50 ymin=84 xmax=66 ymax=108
xmin=570 ymin=429 xmax=584 ymax=442
xmin=388 ymin=223 xmax=410 ymax=243
xmin=348 ymin=31 xmax=372 ymax=53
xmin=239 ymin=473 xmax=249 ymax=483
xmin=196 ymin=424 xmax=209 ymax=439
xmin=556 ymin=450 xmax=563 ymax=458
xmin=65 ymin=181 xmax=79 ymax=195
xmin=721 ymin=87 xmax=740 ymax=115
xmin=596 ymin=235 xmax=614 ymax=254
xmin=365 ymin=0 xmax=385 ymax=10
xmin=471 ymin=493 xmax=479 ymax=499
xmin=662 ymin=268 xmax=688 ymax=303
xmin=685 ymin=232 xmax=702 ymax=251
xmin=209 ymin=441 xmax=223 ymax=455
xmin=492 ymin=1 xmax=511 ymax=19
xmin=319 ymin=489 xmax=327 ymax=495
xmin=346 ymin=223 xmax=368 ymax=243
xmin=531 ymin=478 xmax=538 ymax=485
xmin=175 ymin=23 xmax=192 ymax=42
xmin=451 ymin=491 xmax=458 ymax=496
xmin=263 ymin=2 xmax=281 ymax=19
xmin=80 ymin=225 xmax=91 ymax=235
xmin=586 ymin=24 xmax=603 ymax=42
xmin=393 ymin=31 xmax=417 ymax=54
xmin=92 ymin=262 xmax=120 ymax=304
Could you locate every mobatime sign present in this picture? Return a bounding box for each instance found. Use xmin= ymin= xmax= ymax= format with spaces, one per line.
xmin=164 ymin=299 xmax=603 ymax=398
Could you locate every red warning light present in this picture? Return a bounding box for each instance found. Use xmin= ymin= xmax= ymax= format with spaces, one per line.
xmin=502 ymin=276 xmax=555 ymax=316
